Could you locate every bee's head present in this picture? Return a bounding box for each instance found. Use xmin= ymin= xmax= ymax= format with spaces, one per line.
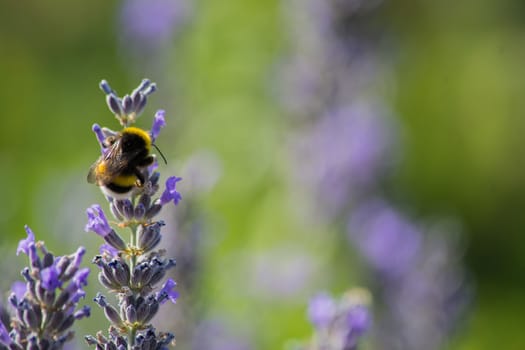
xmin=121 ymin=127 xmax=152 ymax=153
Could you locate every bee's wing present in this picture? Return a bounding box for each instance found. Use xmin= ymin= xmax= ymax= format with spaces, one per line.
xmin=101 ymin=138 xmax=131 ymax=175
xmin=87 ymin=161 xmax=98 ymax=183
xmin=87 ymin=139 xmax=125 ymax=184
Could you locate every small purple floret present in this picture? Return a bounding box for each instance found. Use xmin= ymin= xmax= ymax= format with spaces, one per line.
xmin=150 ymin=110 xmax=166 ymax=142
xmin=160 ymin=177 xmax=182 ymax=206
xmin=85 ymin=205 xmax=113 ymax=237
xmin=99 ymin=243 xmax=120 ymax=258
xmin=71 ymin=247 xmax=87 ymax=270
xmin=17 ymin=225 xmax=36 ymax=256
xmin=92 ymin=124 xmax=107 ymax=150
xmin=73 ymin=267 xmax=90 ymax=288
xmin=157 ymin=278 xmax=178 ymax=304
xmin=41 ymin=265 xmax=61 ymax=291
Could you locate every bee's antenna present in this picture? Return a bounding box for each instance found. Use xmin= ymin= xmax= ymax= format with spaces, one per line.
xmin=153 ymin=144 xmax=168 ymax=165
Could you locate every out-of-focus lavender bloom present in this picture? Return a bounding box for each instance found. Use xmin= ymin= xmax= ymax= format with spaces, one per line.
xmin=303 ymin=290 xmax=371 ymax=350
xmin=281 ymin=0 xmax=390 ymax=119
xmin=282 ymin=0 xmax=470 ymax=349
xmin=0 ymin=228 xmax=90 ymax=350
xmin=120 ymin=0 xmax=190 ymax=53
xmin=289 ymin=103 xmax=396 ymax=219
xmin=348 ymin=199 xmax=421 ymax=279
xmin=308 ymin=293 xmax=336 ymax=328
xmin=348 ymin=200 xmax=469 ymax=350
xmin=86 ymin=80 xmax=180 ymax=350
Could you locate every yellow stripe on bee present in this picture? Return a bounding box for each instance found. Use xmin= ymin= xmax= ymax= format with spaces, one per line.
xmin=112 ymin=174 xmax=137 ymax=187
xmin=122 ymin=127 xmax=152 ymax=151
xmin=96 ymin=162 xmax=107 ymax=174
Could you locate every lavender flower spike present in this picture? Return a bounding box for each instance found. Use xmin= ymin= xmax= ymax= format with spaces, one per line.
xmin=86 ymin=79 xmax=179 ymax=350
xmin=0 ymin=228 xmax=90 ymax=350
xmin=305 ymin=289 xmax=371 ymax=350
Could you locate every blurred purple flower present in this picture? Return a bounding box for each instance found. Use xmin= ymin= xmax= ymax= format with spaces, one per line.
xmin=348 ymin=198 xmax=421 ymax=278
xmin=290 ymin=103 xmax=396 ymax=218
xmin=282 ymin=0 xmax=470 ymax=349
xmin=346 ymin=305 xmax=371 ymax=347
xmin=308 ymin=293 xmax=336 ymax=329
xmin=120 ymin=0 xmax=190 ymax=52
xmin=306 ymin=290 xmax=371 ymax=350
xmin=349 ymin=200 xmax=469 ymax=350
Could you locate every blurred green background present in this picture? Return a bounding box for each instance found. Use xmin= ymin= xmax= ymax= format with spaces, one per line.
xmin=1 ymin=0 xmax=524 ymax=349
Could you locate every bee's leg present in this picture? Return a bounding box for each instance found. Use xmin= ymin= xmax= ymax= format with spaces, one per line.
xmin=134 ymin=168 xmax=146 ymax=187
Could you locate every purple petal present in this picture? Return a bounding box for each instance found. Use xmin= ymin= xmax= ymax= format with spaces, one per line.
xmin=73 ymin=268 xmax=90 ymax=288
xmin=92 ymin=123 xmax=106 ymax=150
xmin=70 ymin=289 xmax=87 ymax=304
xmin=17 ymin=225 xmax=36 ymax=256
xmin=99 ymin=243 xmax=120 ymax=258
xmin=71 ymin=247 xmax=86 ymax=270
xmin=74 ymin=305 xmax=91 ymax=320
xmin=11 ymin=281 xmax=27 ymax=300
xmin=41 ymin=265 xmax=61 ymax=291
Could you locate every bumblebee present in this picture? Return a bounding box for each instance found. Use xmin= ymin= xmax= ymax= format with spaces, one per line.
xmin=88 ymin=127 xmax=156 ymax=199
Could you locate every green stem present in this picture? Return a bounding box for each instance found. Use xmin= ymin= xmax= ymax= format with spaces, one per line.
xmin=128 ymin=327 xmax=137 ymax=350
xmin=129 ymin=224 xmax=138 ymax=271
xmin=128 ymin=223 xmax=139 ymax=349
